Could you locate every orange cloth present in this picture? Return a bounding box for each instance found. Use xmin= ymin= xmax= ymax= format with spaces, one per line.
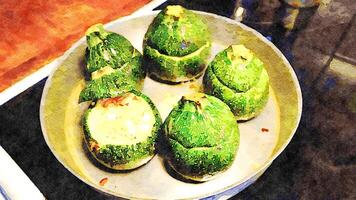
xmin=0 ymin=0 xmax=150 ymax=91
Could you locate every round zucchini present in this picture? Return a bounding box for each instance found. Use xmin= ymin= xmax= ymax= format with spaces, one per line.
xmin=162 ymin=93 xmax=239 ymax=181
xmin=80 ymin=24 xmax=145 ymax=102
xmin=143 ymin=5 xmax=211 ymax=83
xmin=203 ymin=45 xmax=269 ymax=120
xmin=83 ymin=91 xmax=162 ymax=170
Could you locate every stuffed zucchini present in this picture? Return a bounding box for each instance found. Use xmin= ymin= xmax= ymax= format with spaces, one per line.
xmin=162 ymin=93 xmax=239 ymax=181
xmin=80 ymin=24 xmax=145 ymax=102
xmin=143 ymin=5 xmax=211 ymax=83
xmin=79 ymin=59 xmax=139 ymax=102
xmin=203 ymin=45 xmax=269 ymax=120
xmin=83 ymin=91 xmax=162 ymax=170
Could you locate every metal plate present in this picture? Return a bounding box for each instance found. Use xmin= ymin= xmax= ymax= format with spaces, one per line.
xmin=40 ymin=11 xmax=302 ymax=199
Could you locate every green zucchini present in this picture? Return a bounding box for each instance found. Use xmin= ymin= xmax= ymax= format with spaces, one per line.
xmin=80 ymin=24 xmax=145 ymax=102
xmin=83 ymin=91 xmax=162 ymax=170
xmin=143 ymin=5 xmax=211 ymax=83
xmin=203 ymin=45 xmax=269 ymax=120
xmin=162 ymin=93 xmax=239 ymax=181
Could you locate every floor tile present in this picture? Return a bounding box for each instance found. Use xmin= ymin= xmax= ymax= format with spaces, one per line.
xmin=293 ymin=0 xmax=354 ymax=55
xmin=290 ymin=42 xmax=330 ymax=92
xmin=336 ymin=15 xmax=356 ymax=65
xmin=314 ymin=58 xmax=356 ymax=116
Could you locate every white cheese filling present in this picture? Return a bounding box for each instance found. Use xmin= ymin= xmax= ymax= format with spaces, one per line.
xmin=87 ymin=93 xmax=155 ymax=146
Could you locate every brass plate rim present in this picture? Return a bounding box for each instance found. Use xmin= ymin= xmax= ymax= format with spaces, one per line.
xmin=40 ymin=10 xmax=302 ymax=199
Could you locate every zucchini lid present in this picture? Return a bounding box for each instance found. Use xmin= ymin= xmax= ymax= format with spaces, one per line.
xmin=211 ymin=45 xmax=264 ymax=93
xmin=85 ymin=24 xmax=143 ymax=74
xmin=144 ymin=5 xmax=211 ymax=57
xmin=204 ymin=64 xmax=269 ymax=120
xmin=163 ymin=93 xmax=239 ymax=177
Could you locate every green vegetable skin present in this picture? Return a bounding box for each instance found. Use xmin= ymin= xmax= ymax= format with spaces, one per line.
xmin=163 ymin=93 xmax=239 ymax=181
xmin=79 ymin=56 xmax=142 ymax=102
xmin=203 ymin=45 xmax=269 ymax=120
xmin=83 ymin=91 xmax=162 ymax=170
xmin=143 ymin=5 xmax=211 ymax=83
xmin=80 ymin=24 xmax=145 ymax=102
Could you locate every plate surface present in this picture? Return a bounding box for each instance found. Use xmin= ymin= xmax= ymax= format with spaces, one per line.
xmin=40 ymin=11 xmax=302 ymax=199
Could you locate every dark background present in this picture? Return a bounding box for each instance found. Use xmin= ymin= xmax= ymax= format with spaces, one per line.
xmin=1 ymin=0 xmax=355 ymax=199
